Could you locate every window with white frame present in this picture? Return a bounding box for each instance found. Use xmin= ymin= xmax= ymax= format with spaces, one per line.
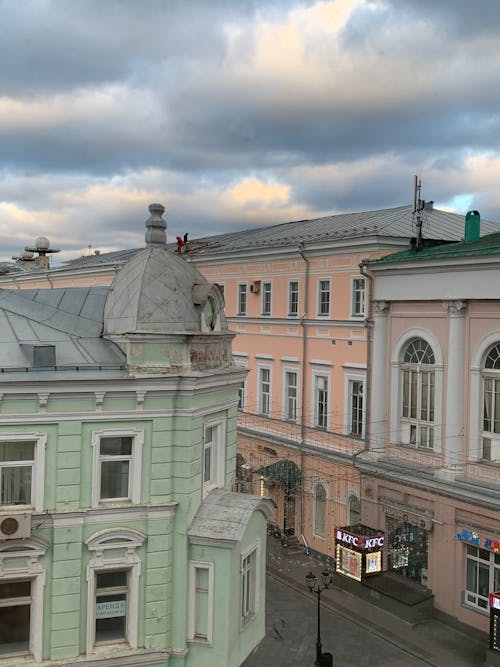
xmin=351 ymin=278 xmax=366 ymax=317
xmin=238 ymin=379 xmax=246 ymax=411
xmin=400 ymin=338 xmax=435 ymax=449
xmin=203 ymin=420 xmax=225 ymax=496
xmin=314 ymin=375 xmax=329 ymax=430
xmin=0 ymin=434 xmax=46 ymax=511
xmin=317 ymin=279 xmax=331 ymax=317
xmin=0 ymin=579 xmax=32 ymax=656
xmin=261 ymin=282 xmax=272 ymax=317
xmin=92 ymin=430 xmax=143 ymax=506
xmin=0 ymin=539 xmax=47 ymax=662
xmin=465 ymin=544 xmax=500 ymax=610
xmin=241 ymin=544 xmax=259 ymax=627
xmin=86 ymin=529 xmax=145 ymax=653
xmin=284 ymin=370 xmax=298 ymax=422
xmin=314 ymin=484 xmax=326 ymax=538
xmin=188 ymin=561 xmax=214 ymax=643
xmin=258 ymin=368 xmax=271 ymax=416
xmin=482 ymin=343 xmax=500 ymax=461
xmin=288 ymin=281 xmax=299 ymax=317
xmin=238 ymin=284 xmax=247 ymax=316
xmin=349 ymin=380 xmax=364 ymax=437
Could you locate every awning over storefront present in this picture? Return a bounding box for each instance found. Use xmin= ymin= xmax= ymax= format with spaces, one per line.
xmin=257 ymin=459 xmax=302 ymax=486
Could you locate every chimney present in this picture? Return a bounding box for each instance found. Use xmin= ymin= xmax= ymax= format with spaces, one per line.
xmin=465 ymin=210 xmax=480 ymax=243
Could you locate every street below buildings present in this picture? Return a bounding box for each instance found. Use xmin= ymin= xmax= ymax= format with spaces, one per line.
xmin=242 ymin=538 xmax=488 ymax=667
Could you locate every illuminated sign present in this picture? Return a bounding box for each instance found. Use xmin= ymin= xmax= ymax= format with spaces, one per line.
xmin=336 ymin=545 xmax=362 ymax=581
xmin=457 ymin=529 xmax=500 ymax=551
xmin=490 ymin=593 xmax=500 ymax=610
xmin=335 ymin=528 xmax=384 ymax=550
xmin=366 ymin=551 xmax=382 ymax=574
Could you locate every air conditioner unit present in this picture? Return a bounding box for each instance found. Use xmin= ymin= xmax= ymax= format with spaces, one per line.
xmin=250 ymin=281 xmax=261 ymax=294
xmin=0 ymin=513 xmax=31 ymax=540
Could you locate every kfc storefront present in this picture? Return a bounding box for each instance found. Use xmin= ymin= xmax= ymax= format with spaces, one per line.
xmin=335 ymin=524 xmax=385 ymax=581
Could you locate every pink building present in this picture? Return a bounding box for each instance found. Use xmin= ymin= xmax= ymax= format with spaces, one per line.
xmin=366 ymin=211 xmax=500 ymax=633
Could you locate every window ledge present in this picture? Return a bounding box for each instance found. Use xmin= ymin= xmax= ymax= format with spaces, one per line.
xmin=461 ymin=601 xmax=489 ymax=617
xmin=240 ymin=612 xmax=256 ymax=631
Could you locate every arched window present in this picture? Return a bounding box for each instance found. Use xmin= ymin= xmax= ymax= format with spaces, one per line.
xmin=314 ymin=484 xmax=326 ymax=538
xmin=400 ymin=338 xmax=435 ymax=449
xmin=482 ymin=343 xmax=500 ymax=461
xmin=347 ymin=494 xmax=361 ymax=525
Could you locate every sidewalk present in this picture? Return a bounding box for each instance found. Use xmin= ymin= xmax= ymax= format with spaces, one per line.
xmin=265 ymin=535 xmax=489 ymax=666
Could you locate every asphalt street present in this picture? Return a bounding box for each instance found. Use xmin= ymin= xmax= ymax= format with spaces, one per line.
xmin=242 ymin=573 xmax=487 ymax=667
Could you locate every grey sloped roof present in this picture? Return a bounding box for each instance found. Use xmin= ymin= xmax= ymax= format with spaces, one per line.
xmin=0 ymin=286 xmax=126 ymax=376
xmin=187 ymin=488 xmax=274 ymax=544
xmin=59 ymin=205 xmax=500 ymax=268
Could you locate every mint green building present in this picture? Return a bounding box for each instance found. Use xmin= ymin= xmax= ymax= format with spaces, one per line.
xmin=0 ymin=204 xmax=272 ymax=666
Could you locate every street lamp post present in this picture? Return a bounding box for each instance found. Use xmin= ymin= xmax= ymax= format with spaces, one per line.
xmin=305 ymin=567 xmax=334 ymax=666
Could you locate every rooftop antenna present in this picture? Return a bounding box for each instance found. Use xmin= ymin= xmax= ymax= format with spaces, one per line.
xmin=412 ymin=175 xmax=424 ymax=250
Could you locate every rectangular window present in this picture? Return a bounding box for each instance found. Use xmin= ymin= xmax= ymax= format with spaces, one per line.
xmin=203 ymin=420 xmax=225 ymax=496
xmin=314 ymin=375 xmax=328 ymax=430
xmin=351 ymin=278 xmax=366 ymax=317
xmin=95 ymin=570 xmax=128 ymax=645
xmin=0 ymin=442 xmax=35 ymax=506
xmin=241 ymin=548 xmax=257 ymax=625
xmin=350 ymin=380 xmax=364 ymax=437
xmin=284 ymin=371 xmax=298 ymax=422
xmin=238 ymin=284 xmax=247 ymax=316
xmin=0 ymin=580 xmax=31 ymax=656
xmin=465 ymin=545 xmax=500 ymax=611
xmin=317 ymin=280 xmax=331 ymax=317
xmin=261 ymin=282 xmax=272 ymax=316
xmin=238 ymin=380 xmax=246 ymax=411
xmin=93 ymin=430 xmax=143 ymax=506
xmin=259 ymin=368 xmax=271 ymax=416
xmin=482 ymin=376 xmax=500 ymax=460
xmin=188 ymin=562 xmax=214 ymax=643
xmin=288 ymin=281 xmax=299 ymax=317
xmin=401 ymin=369 xmax=434 ymax=448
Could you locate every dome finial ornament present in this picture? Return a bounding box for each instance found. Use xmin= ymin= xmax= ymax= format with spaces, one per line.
xmin=145 ymin=203 xmax=167 ymax=247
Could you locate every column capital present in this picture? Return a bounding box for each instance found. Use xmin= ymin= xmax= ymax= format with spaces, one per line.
xmin=373 ymin=300 xmax=389 ymax=314
xmin=443 ymin=299 xmax=467 ymax=315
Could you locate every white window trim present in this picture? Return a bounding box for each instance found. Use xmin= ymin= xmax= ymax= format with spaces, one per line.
xmin=390 ymin=329 xmax=443 ymax=452
xmin=350 ymin=276 xmax=366 ymax=319
xmin=237 ymin=361 xmax=248 ymax=412
xmin=311 ymin=480 xmax=329 ymax=539
xmin=240 ymin=539 xmax=261 ymax=630
xmin=261 ymin=281 xmax=272 ymax=317
xmin=188 ymin=560 xmax=214 ymax=644
xmin=0 ymin=538 xmax=48 ymax=662
xmin=0 ymin=432 xmax=46 ymax=512
xmin=85 ymin=528 xmax=145 ymax=654
xmin=257 ymin=365 xmax=273 ymax=417
xmin=470 ymin=331 xmax=500 ymax=461
xmin=287 ymin=280 xmax=300 ymax=318
xmin=237 ymin=283 xmax=248 ymax=316
xmin=316 ymin=278 xmax=331 ymax=318
xmin=282 ymin=367 xmax=299 ymax=422
xmin=311 ymin=371 xmax=330 ymax=430
xmin=203 ymin=418 xmax=226 ymax=498
xmin=91 ymin=429 xmax=144 ymax=507
xmin=343 ymin=373 xmax=366 ymax=438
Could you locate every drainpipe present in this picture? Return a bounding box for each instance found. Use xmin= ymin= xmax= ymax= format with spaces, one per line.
xmin=298 ymin=242 xmax=309 ymax=539
xmin=359 ymin=259 xmax=373 ymax=451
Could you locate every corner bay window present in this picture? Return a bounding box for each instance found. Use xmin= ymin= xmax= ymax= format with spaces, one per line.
xmin=401 ymin=338 xmax=435 ymax=449
xmin=203 ymin=420 xmax=225 ymax=496
xmin=241 ymin=547 xmax=258 ymax=625
xmin=0 ymin=580 xmax=31 ymax=656
xmin=482 ymin=343 xmax=500 ymax=461
xmin=465 ymin=545 xmax=500 ymax=610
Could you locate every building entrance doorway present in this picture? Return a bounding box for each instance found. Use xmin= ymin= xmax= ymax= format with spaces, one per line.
xmin=387 ymin=518 xmax=429 ymax=586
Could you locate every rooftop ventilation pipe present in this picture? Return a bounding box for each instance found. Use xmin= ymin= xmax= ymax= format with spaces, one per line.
xmin=465 ymin=210 xmax=480 ymax=243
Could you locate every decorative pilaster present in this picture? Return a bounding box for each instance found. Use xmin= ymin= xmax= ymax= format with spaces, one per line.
xmin=443 ymin=299 xmax=467 ymax=470
xmin=370 ymin=301 xmax=389 ymax=453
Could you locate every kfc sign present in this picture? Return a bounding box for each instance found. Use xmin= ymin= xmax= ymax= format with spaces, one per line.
xmin=335 ymin=528 xmax=384 ymax=550
xmin=490 ymin=593 xmax=500 ymax=610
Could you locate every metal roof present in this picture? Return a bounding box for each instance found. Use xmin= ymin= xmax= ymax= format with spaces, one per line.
xmin=0 ymin=286 xmax=126 ymax=378
xmin=59 ymin=205 xmax=500 ymax=268
xmin=371 ymin=231 xmax=500 ymax=266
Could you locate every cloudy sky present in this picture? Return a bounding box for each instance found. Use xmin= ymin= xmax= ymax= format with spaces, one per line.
xmin=2 ymin=0 xmax=500 ymax=262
